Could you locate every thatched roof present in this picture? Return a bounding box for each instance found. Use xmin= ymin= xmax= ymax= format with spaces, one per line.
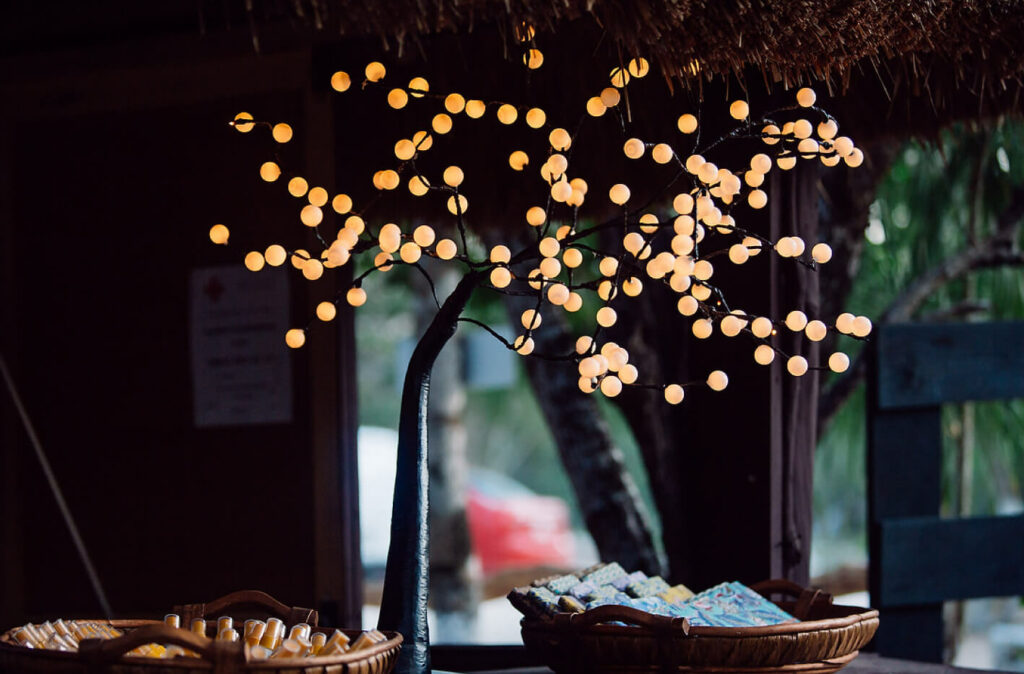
xmin=306 ymin=0 xmax=1024 ymax=120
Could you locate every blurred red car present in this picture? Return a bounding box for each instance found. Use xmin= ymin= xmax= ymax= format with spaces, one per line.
xmin=465 ymin=468 xmax=575 ymax=576
xmin=359 ymin=427 xmax=574 ymax=577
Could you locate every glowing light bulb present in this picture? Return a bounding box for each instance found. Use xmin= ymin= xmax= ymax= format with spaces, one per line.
xmin=693 ymin=260 xmax=714 ymax=281
xmin=754 ymin=344 xmax=775 ymax=365
xmin=623 ymin=138 xmax=645 ymax=159
xmin=260 ymin=162 xmax=281 ymax=182
xmin=508 ymin=150 xmax=529 ymax=171
xmin=290 ymin=249 xmax=310 ymax=269
xmin=365 ymin=62 xmax=386 ymax=82
xmin=664 ymin=384 xmax=684 ymax=404
xmin=447 ymin=194 xmax=468 ymax=215
xmin=497 ymin=104 xmax=518 ymax=124
xmin=490 ymin=245 xmax=511 ymax=264
xmin=721 ymin=315 xmax=744 ymax=337
xmin=576 ymin=336 xmax=594 ymax=355
xmin=775 ymin=237 xmax=797 ymax=257
xmin=436 ymin=239 xmax=457 ymax=260
xmin=834 ymin=137 xmax=854 ymax=156
xmin=526 ymin=206 xmax=546 ymax=226
xmin=209 ymin=224 xmax=230 ymax=245
xmin=548 ymin=283 xmax=570 ymax=305
xmin=812 ymin=243 xmax=833 ymax=263
xmin=445 ymin=94 xmax=465 ymax=114
xmin=344 ymin=287 xmax=365 ymax=307
xmin=677 ymin=114 xmax=698 ymax=134
xmin=600 ymin=376 xmax=623 ymax=397
xmin=787 ymin=355 xmax=809 ymax=376
xmin=549 ymin=128 xmax=571 ymax=150
xmin=586 ymin=97 xmax=607 ymax=117
xmin=609 ymin=184 xmax=630 ymax=205
xmin=331 ymin=71 xmax=351 ymax=92
xmin=852 ymin=315 xmax=873 ymax=337
xmin=394 ymin=139 xmax=416 ymax=160
xmin=285 ymin=329 xmax=305 ymax=348
xmin=845 ymin=148 xmax=864 ymax=167
xmin=374 ymin=252 xmax=394 ymax=271
xmin=609 ymin=67 xmax=630 ymax=88
xmin=272 ymin=123 xmax=293 ymax=143
xmin=443 ymin=166 xmax=464 ymax=187
xmin=761 ymin=124 xmax=780 ymax=145
xmin=579 ymin=377 xmax=596 ymax=393
xmin=413 ymin=225 xmax=436 ymax=247
xmin=387 ymin=89 xmax=408 ymax=109
xmin=628 ymin=58 xmax=650 ymax=78
xmin=551 ymin=179 xmax=572 ymax=202
xmin=344 ymin=215 xmax=365 ymax=235
xmin=805 ymin=320 xmax=828 ymax=341
xmin=539 ymin=257 xmax=561 ymax=277
xmin=465 ymin=100 xmax=486 ymax=118
xmin=829 ymin=352 xmax=850 ymax=373
xmin=301 ymin=205 xmax=323 ymax=227
xmin=288 ymin=177 xmax=309 ymax=197
xmin=514 ymin=336 xmax=535 ymax=355
xmin=490 ymin=267 xmax=511 ymax=288
xmin=692 ymin=318 xmax=713 ymax=339
xmin=817 ymin=119 xmax=838 ymax=140
xmin=729 ymin=100 xmax=749 ymax=119
xmin=796 ymin=87 xmax=817 ymax=107
xmin=300 ymin=258 xmax=323 ymax=280
xmin=729 ymin=244 xmax=750 ymax=265
xmin=707 ymin=370 xmax=729 ymax=391
xmin=332 ymin=194 xmax=352 ymax=214
xmin=565 ymin=292 xmax=583 ymax=312
xmin=524 ymin=49 xmax=544 ymax=69
xmin=265 ymin=244 xmax=286 ymax=266
xmin=751 ymin=317 xmax=773 ymax=338
xmin=652 ymin=143 xmax=674 ymax=164
xmin=835 ymin=313 xmax=855 ymax=334
xmin=622 ymin=277 xmax=643 ymax=296
xmin=539 ymin=237 xmax=560 ymax=258
xmin=677 ymin=296 xmax=699 ymax=316
xmin=600 ymin=87 xmax=621 ymax=107
xmin=400 ymin=242 xmax=422 ymax=264
xmin=785 ymin=310 xmax=808 ymax=331
xmin=596 ymin=307 xmax=617 ymax=327
xmin=244 ymin=251 xmax=264 ymax=271
xmin=525 ymin=108 xmax=546 ymax=128
xmin=317 ymin=302 xmax=337 ymax=321
xmin=232 ymin=112 xmax=254 ymax=132
xmin=307 ymin=187 xmax=328 ymax=207
xmin=408 ymin=175 xmax=430 ymax=196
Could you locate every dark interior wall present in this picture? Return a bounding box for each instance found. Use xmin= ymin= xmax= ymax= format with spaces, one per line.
xmin=0 ymin=37 xmax=355 ymax=624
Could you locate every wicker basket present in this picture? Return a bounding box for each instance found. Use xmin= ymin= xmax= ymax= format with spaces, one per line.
xmin=0 ymin=590 xmax=402 ymax=674
xmin=520 ymin=579 xmax=879 ymax=674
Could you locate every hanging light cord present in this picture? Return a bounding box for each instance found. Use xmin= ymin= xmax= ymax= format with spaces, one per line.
xmin=0 ymin=353 xmax=113 ymax=619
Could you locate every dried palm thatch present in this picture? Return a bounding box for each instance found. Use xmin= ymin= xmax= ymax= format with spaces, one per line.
xmin=262 ymin=0 xmax=1023 ymax=120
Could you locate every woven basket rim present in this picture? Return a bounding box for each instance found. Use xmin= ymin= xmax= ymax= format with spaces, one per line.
xmin=521 ymin=602 xmax=877 ymax=639
xmin=1 ymin=619 xmax=403 ymax=668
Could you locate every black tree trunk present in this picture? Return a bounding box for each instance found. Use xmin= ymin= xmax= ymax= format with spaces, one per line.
xmin=378 ymin=269 xmax=483 ymax=674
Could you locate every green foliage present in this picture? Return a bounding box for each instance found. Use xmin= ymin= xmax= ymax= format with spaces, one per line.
xmin=813 ymin=119 xmax=1024 ymax=574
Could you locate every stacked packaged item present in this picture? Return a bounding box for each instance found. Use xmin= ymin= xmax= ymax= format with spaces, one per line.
xmin=508 ymin=562 xmax=796 ymax=627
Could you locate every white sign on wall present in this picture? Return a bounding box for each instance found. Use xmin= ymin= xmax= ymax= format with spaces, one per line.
xmin=189 ymin=265 xmax=293 ymax=427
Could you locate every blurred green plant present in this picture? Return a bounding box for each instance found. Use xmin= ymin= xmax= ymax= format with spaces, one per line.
xmin=813 ymin=120 xmax=1024 ymax=571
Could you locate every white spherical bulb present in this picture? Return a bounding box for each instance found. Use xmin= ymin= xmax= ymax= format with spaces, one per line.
xmin=796 ymin=87 xmax=817 ymax=107
xmin=576 ymin=336 xmax=594 ymax=355
xmin=812 ymin=243 xmax=833 ymax=264
xmin=596 ymin=307 xmax=617 ymax=327
xmin=805 ymin=320 xmax=828 ymax=341
xmin=835 ymin=313 xmax=855 ymax=334
xmin=829 ymin=352 xmax=850 ymax=373
xmin=785 ymin=310 xmax=808 ymax=331
xmin=721 ymin=315 xmax=744 ymax=337
xmin=692 ymin=319 xmax=713 ymax=339
xmin=490 ymin=267 xmax=512 ymax=288
xmin=619 ymin=364 xmax=639 ymax=384
xmin=664 ymin=384 xmax=685 ymax=404
xmin=677 ymin=296 xmax=699 ymax=316
xmin=754 ymin=344 xmax=775 ymax=365
xmin=729 ymin=244 xmax=750 ymax=265
xmin=751 ymin=316 xmax=774 ymax=338
xmin=707 ymin=370 xmax=729 ymax=391
xmin=787 ymin=355 xmax=809 ymax=377
xmin=600 ymin=375 xmax=623 ymax=397
xmin=852 ymin=315 xmax=873 ymax=337
xmin=548 ymin=283 xmax=570 ymax=305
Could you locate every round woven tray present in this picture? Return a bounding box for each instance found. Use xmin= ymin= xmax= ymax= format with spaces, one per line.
xmin=520 ymin=580 xmax=879 ymax=674
xmin=0 ymin=590 xmax=402 ymax=674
